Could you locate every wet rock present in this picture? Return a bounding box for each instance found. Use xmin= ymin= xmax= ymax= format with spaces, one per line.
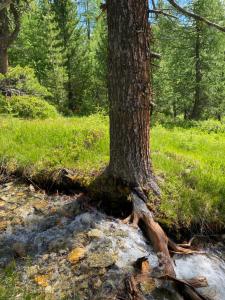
xmin=87 ymin=251 xmax=118 ymax=268
xmin=34 ymin=274 xmax=49 ymax=287
xmin=67 ymin=247 xmax=86 ymax=264
xmin=48 ymin=237 xmax=69 ymax=252
xmin=87 ymin=229 xmax=103 ymax=239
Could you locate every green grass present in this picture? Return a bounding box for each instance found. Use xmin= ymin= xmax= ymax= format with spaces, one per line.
xmin=0 ymin=262 xmax=44 ymax=300
xmin=0 ymin=114 xmax=225 ymax=228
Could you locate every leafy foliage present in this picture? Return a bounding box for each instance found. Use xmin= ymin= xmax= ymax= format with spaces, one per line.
xmin=0 ymin=66 xmax=50 ymax=97
xmin=0 ymin=95 xmax=58 ymax=119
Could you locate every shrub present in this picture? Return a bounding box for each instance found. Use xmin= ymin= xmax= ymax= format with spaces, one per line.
xmin=0 ymin=95 xmax=58 ymax=119
xmin=0 ymin=66 xmax=51 ymax=98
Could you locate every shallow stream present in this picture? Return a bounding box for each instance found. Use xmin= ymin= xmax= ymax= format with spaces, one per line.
xmin=0 ymin=180 xmax=225 ymax=299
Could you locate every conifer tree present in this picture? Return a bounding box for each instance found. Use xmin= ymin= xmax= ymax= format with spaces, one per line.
xmin=10 ymin=0 xmax=67 ymax=108
xmin=52 ymin=0 xmax=89 ymax=112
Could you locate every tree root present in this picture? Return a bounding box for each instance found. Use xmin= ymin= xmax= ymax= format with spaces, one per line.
xmin=123 ymin=191 xmax=211 ymax=300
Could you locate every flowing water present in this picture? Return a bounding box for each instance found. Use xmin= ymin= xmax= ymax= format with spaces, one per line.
xmin=0 ymin=181 xmax=225 ymax=299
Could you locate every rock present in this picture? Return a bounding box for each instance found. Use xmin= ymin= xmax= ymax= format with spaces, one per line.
xmin=67 ymin=247 xmax=86 ymax=264
xmin=87 ymin=251 xmax=118 ymax=268
xmin=0 ymin=211 xmax=7 ymax=218
xmin=42 ymin=254 xmax=49 ymax=261
xmin=27 ymin=265 xmax=39 ymax=277
xmin=34 ymin=275 xmax=49 ymax=287
xmin=0 ymin=196 xmax=8 ymax=201
xmin=0 ymin=220 xmax=8 ymax=230
xmin=0 ymin=200 xmax=5 ymax=207
xmin=12 ymin=242 xmax=27 ymax=258
xmin=45 ymin=285 xmax=53 ymax=294
xmin=79 ymin=281 xmax=89 ymax=289
xmin=87 ymin=229 xmax=103 ymax=239
xmin=48 ymin=238 xmax=69 ymax=252
xmin=33 ymin=200 xmax=48 ymax=212
xmin=94 ymin=278 xmax=102 ymax=288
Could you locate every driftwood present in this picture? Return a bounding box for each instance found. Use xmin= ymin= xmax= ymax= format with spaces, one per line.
xmin=123 ymin=192 xmax=211 ymax=300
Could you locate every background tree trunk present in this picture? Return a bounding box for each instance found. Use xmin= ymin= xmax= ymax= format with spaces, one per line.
xmin=190 ymin=21 xmax=203 ymax=120
xmin=107 ymin=0 xmax=158 ymax=193
xmin=0 ymin=48 xmax=8 ymax=75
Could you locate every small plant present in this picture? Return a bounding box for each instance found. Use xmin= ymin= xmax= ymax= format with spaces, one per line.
xmin=0 ymin=95 xmax=58 ymax=119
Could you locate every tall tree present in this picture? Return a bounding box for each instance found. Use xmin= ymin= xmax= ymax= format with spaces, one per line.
xmin=104 ymin=0 xmax=225 ymax=296
xmin=9 ymin=0 xmax=67 ymax=108
xmin=52 ymin=0 xmax=89 ymax=112
xmin=107 ymin=0 xmax=158 ymax=193
xmin=0 ymin=0 xmax=26 ymax=74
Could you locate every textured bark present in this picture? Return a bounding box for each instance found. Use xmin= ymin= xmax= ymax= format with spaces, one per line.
xmin=190 ymin=21 xmax=203 ymax=120
xmin=0 ymin=4 xmax=21 ymax=74
xmin=107 ymin=0 xmax=159 ymax=194
xmin=0 ymin=48 xmax=8 ymax=75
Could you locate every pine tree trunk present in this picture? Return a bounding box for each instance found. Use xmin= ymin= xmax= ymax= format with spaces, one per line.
xmin=0 ymin=48 xmax=8 ymax=75
xmin=190 ymin=21 xmax=203 ymax=120
xmin=107 ymin=0 xmax=158 ymax=194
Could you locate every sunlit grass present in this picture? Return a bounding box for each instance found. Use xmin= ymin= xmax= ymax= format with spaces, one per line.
xmin=0 ymin=114 xmax=225 ymax=227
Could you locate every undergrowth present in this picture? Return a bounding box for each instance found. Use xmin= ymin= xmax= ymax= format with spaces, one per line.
xmin=0 ymin=114 xmax=225 ymax=228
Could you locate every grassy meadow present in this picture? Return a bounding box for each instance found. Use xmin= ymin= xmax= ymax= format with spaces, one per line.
xmin=0 ymin=114 xmax=225 ymax=228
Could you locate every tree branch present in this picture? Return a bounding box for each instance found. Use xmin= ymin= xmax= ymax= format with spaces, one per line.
xmin=150 ymin=51 xmax=161 ymax=59
xmin=149 ymin=9 xmax=177 ymax=19
xmin=167 ymin=0 xmax=225 ymax=32
xmin=151 ymin=0 xmax=157 ymax=10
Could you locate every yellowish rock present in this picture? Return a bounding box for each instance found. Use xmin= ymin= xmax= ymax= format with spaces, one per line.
xmin=34 ymin=275 xmax=49 ymax=287
xmin=0 ymin=200 xmax=5 ymax=207
xmin=87 ymin=229 xmax=103 ymax=238
xmin=0 ymin=221 xmax=8 ymax=231
xmin=33 ymin=200 xmax=48 ymax=211
xmin=67 ymin=247 xmax=86 ymax=264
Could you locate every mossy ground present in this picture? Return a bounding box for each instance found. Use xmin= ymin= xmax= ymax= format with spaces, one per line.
xmin=0 ymin=114 xmax=225 ymax=228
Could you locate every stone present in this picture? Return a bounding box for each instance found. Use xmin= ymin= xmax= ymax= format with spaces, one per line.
xmin=87 ymin=251 xmax=118 ymax=268
xmin=67 ymin=247 xmax=86 ymax=264
xmin=0 ymin=211 xmax=7 ymax=217
xmin=33 ymin=200 xmax=48 ymax=211
xmin=87 ymin=229 xmax=103 ymax=239
xmin=34 ymin=275 xmax=49 ymax=287
xmin=12 ymin=242 xmax=27 ymax=258
xmin=0 ymin=196 xmax=8 ymax=201
xmin=27 ymin=265 xmax=39 ymax=277
xmin=94 ymin=279 xmax=102 ymax=289
xmin=0 ymin=220 xmax=8 ymax=230
xmin=48 ymin=238 xmax=68 ymax=252
xmin=0 ymin=200 xmax=5 ymax=207
xmin=45 ymin=285 xmax=53 ymax=294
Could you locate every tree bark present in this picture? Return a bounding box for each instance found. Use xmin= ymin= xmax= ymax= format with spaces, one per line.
xmin=190 ymin=21 xmax=203 ymax=120
xmin=0 ymin=48 xmax=8 ymax=75
xmin=107 ymin=0 xmax=159 ymax=194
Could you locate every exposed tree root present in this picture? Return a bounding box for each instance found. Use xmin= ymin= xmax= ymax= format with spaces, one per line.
xmin=123 ymin=191 xmax=211 ymax=300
